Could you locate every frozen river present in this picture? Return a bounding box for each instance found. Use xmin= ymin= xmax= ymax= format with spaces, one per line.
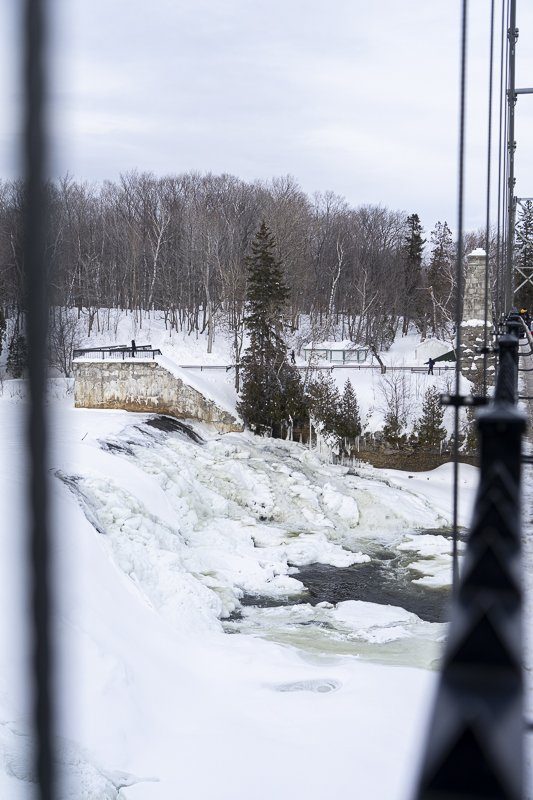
xmin=0 ymin=398 xmax=480 ymax=799
xmin=226 ymin=533 xmax=455 ymax=669
xmin=58 ymin=414 xmax=466 ymax=670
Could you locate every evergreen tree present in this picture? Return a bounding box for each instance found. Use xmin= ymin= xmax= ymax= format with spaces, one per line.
xmin=463 ymin=370 xmax=486 ymax=454
xmin=280 ymin=362 xmax=308 ymax=430
xmin=382 ymin=412 xmax=407 ymax=449
xmin=401 ymin=213 xmax=426 ymax=335
xmin=237 ymin=222 xmax=306 ymax=435
xmin=427 ymin=221 xmax=455 ymax=337
xmin=413 ymin=385 xmax=446 ymax=451
xmin=337 ymin=379 xmax=362 ymax=440
xmin=7 ymin=332 xmax=28 ymax=378
xmin=515 ymin=200 xmax=533 ymax=310
xmin=307 ymin=372 xmax=342 ymax=436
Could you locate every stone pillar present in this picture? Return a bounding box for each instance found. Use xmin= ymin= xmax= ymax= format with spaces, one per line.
xmin=460 ymin=248 xmax=493 ymax=384
xmin=463 ymin=248 xmax=487 ymax=322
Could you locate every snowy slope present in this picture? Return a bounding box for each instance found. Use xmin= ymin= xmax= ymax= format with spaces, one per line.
xmin=69 ymin=308 xmax=468 ymax=435
xmin=0 ymin=376 xmax=481 ymax=799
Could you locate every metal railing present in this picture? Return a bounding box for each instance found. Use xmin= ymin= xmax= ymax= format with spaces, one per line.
xmin=73 ymin=346 xmax=162 ymax=360
xmin=415 ymin=322 xmax=526 ymax=799
xmin=174 ymin=363 xmax=455 ymax=374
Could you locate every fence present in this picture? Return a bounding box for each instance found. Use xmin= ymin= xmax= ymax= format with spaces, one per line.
xmin=415 ymin=320 xmax=526 ymax=799
xmin=73 ymin=346 xmax=162 ymax=360
xmin=176 ymin=363 xmax=455 ymax=375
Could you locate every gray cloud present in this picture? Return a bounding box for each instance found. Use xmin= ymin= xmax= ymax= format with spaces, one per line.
xmin=1 ymin=0 xmax=533 ymax=234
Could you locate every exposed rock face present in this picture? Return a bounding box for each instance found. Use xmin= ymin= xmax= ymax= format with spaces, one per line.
xmin=73 ymin=360 xmax=242 ymax=433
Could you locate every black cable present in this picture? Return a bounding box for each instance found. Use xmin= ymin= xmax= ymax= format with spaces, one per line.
xmin=23 ymin=1 xmax=55 ymax=799
xmin=452 ymin=0 xmax=469 ymax=592
xmin=495 ymin=0 xmax=508 ymax=321
xmin=483 ymin=0 xmax=496 ymax=397
xmin=502 ymin=0 xmax=510 ymax=314
xmin=506 ymin=0 xmax=518 ymax=310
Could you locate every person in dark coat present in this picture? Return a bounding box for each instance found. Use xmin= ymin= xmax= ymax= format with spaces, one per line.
xmin=290 ymin=349 xmax=296 ymax=365
xmin=131 ymin=339 xmax=137 ymax=357
xmin=427 ymin=357 xmax=435 ymax=375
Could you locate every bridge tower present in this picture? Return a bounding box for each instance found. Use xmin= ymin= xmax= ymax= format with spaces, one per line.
xmin=460 ymin=249 xmax=494 ymax=380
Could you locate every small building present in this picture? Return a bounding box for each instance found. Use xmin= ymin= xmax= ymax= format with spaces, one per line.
xmin=414 ymin=338 xmax=455 ymax=364
xmin=302 ymin=340 xmax=369 ymax=364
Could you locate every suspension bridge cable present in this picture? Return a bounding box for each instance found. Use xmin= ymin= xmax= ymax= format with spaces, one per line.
xmin=23 ymin=0 xmax=55 ymax=798
xmin=483 ymin=0 xmax=496 ymax=397
xmin=495 ymin=0 xmax=508 ymax=321
xmin=452 ymin=0 xmax=469 ymax=592
xmin=502 ymin=0 xmax=510 ymax=314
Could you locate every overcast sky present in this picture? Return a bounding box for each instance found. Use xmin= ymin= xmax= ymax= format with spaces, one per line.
xmin=2 ymin=0 xmax=533 ymax=234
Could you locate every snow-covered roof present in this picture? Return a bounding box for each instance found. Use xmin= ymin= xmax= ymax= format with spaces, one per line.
xmin=414 ymin=339 xmax=453 ymax=362
xmin=303 ymin=340 xmax=367 ymax=351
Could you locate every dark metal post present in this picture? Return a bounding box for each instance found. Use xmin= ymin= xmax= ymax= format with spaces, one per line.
xmin=415 ymin=328 xmax=526 ymax=799
xmin=495 ymin=333 xmax=519 ymax=404
xmin=23 ymin=0 xmax=55 ymax=798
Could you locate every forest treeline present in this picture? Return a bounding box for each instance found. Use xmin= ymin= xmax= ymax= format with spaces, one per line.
xmin=0 ymin=171 xmax=494 ymax=352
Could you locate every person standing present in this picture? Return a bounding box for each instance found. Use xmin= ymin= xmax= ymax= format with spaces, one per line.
xmin=427 ymin=357 xmax=435 ymax=375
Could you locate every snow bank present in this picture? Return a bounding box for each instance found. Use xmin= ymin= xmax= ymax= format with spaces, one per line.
xmin=0 ymin=378 xmax=481 ymax=799
xmin=68 ymin=308 xmax=469 ymax=437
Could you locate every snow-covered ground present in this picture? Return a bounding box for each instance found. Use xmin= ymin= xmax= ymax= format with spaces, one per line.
xmin=0 ymin=312 xmax=486 ymax=798
xmin=0 ymin=370 xmax=480 ymax=799
xmin=68 ymin=309 xmax=468 ymax=436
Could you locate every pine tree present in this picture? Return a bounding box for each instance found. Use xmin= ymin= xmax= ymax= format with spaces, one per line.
xmin=7 ymin=332 xmax=28 ymax=378
xmin=307 ymin=372 xmax=341 ymax=436
xmin=515 ymin=200 xmax=533 ymax=310
xmin=413 ymin=385 xmax=446 ymax=451
xmin=280 ymin=362 xmax=308 ymax=430
xmin=337 ymin=379 xmax=362 ymax=440
xmin=382 ymin=412 xmax=407 ymax=449
xmin=401 ymin=213 xmax=426 ymax=335
xmin=427 ymin=221 xmax=455 ymax=337
xmin=463 ymin=370 xmax=485 ymax=454
xmin=237 ymin=222 xmax=306 ymax=435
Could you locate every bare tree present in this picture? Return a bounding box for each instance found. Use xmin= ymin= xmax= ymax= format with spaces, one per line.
xmin=48 ymin=307 xmax=82 ymax=377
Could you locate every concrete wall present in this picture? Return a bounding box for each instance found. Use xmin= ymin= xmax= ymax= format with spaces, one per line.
xmin=73 ymin=359 xmax=242 ymax=433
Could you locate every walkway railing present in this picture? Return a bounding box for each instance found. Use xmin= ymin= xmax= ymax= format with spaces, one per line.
xmin=175 ymin=363 xmax=455 ymax=374
xmin=415 ymin=322 xmax=526 ymax=799
xmin=73 ymin=346 xmax=162 ymax=360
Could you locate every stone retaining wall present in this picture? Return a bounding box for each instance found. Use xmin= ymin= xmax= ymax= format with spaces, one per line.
xmin=73 ymin=359 xmax=242 ymax=433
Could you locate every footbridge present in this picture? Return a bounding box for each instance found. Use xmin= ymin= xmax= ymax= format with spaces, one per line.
xmin=415 ymin=315 xmax=532 ymax=798
xmin=13 ymin=1 xmax=533 ymax=800
xmin=411 ymin=0 xmax=533 ymax=790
